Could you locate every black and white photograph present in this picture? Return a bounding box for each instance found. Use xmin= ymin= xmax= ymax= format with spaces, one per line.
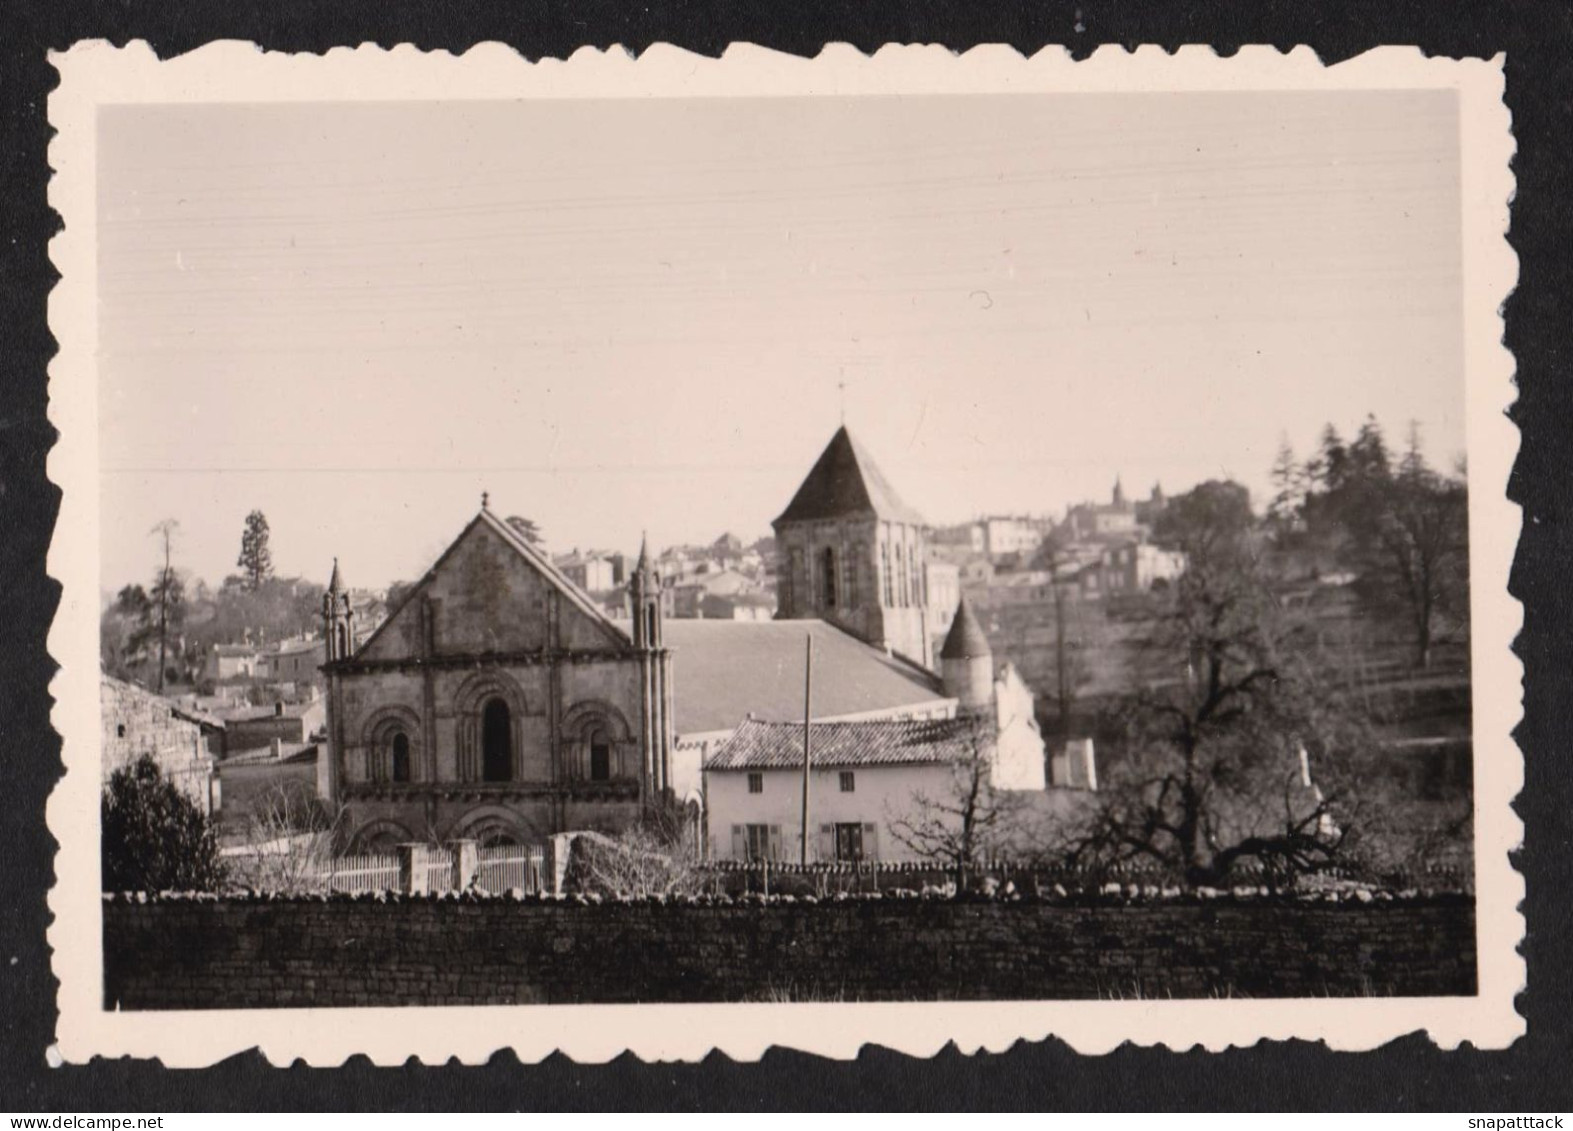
xmin=43 ymin=43 xmax=1520 ymax=1064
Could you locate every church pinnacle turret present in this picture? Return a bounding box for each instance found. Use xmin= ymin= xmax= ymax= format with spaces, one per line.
xmin=629 ymin=532 xmax=662 ymax=650
xmin=322 ymin=557 xmax=355 ymax=661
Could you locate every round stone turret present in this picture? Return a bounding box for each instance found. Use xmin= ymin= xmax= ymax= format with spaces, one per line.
xmin=940 ymin=596 xmax=993 ymax=714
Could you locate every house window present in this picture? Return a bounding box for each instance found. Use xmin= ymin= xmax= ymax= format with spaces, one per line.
xmin=819 ymin=546 xmax=837 ymax=608
xmin=747 ymin=772 xmax=763 ymax=794
xmin=839 ymin=771 xmax=855 ymax=793
xmin=391 ymin=732 xmax=411 ymax=783
xmin=116 ymin=724 xmax=126 ymax=738
xmin=834 ymin=822 xmax=864 ymax=863
xmin=881 ymin=542 xmax=893 ymax=605
xmin=745 ymin=823 xmax=775 ymax=861
xmin=589 ymin=729 xmax=611 ymax=782
xmin=481 ymin=697 xmax=512 ymax=782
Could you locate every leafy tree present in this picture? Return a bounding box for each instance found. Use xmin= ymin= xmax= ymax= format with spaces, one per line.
xmin=1151 ymin=479 xmax=1254 ymax=564
xmin=237 ymin=509 xmax=275 ymax=591
xmin=1347 ymin=414 xmax=1393 ymax=485
xmin=1299 ymin=417 xmax=1469 ymax=669
xmin=505 ymin=515 xmax=544 ymax=547
xmin=1306 ymin=424 xmax=1350 ymax=494
xmin=384 ymin=580 xmax=417 ymax=612
xmin=1266 ymin=434 xmax=1305 ymax=544
xmin=1346 ymin=449 xmax=1469 ymax=669
xmin=101 ymin=754 xmax=226 ymax=892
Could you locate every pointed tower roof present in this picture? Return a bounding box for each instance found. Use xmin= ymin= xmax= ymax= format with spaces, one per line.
xmin=327 ymin=557 xmax=342 ymax=593
xmin=940 ymin=596 xmax=992 ymax=661
xmin=773 ymin=426 xmax=925 ymax=527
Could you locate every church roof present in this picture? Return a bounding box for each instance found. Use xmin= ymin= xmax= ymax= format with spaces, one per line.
xmin=773 ymin=426 xmax=926 ymax=527
xmin=705 ymin=716 xmax=980 ymax=771
xmin=940 ymin=597 xmax=992 ymax=661
xmin=662 ymin=619 xmax=946 ymax=736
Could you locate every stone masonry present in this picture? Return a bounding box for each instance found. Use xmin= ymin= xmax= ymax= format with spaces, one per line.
xmin=103 ymin=893 xmax=1476 ymax=1008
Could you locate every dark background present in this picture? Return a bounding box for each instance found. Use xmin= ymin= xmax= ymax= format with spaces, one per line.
xmin=3 ymin=0 xmax=1569 ymax=1111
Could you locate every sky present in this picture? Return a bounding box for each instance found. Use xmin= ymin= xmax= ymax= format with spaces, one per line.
xmin=97 ymin=90 xmax=1464 ymax=594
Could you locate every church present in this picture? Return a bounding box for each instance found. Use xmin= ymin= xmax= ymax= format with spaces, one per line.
xmin=317 ymin=507 xmax=673 ymax=849
xmin=318 ymin=425 xmax=1052 ymax=852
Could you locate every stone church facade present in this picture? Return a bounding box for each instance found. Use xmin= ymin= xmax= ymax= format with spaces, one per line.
xmin=319 ymin=505 xmax=673 ymax=850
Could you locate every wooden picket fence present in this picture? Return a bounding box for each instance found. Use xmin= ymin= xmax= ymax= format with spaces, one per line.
xmin=474 ymin=844 xmax=547 ymax=894
xmin=315 ymin=852 xmax=402 ymax=895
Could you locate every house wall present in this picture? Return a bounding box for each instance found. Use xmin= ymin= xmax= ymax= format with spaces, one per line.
xmin=706 ymin=762 xmax=955 ymax=863
xmin=103 ymin=894 xmax=1478 ymax=1008
xmin=100 ymin=677 xmax=217 ymax=815
xmin=992 ymin=666 xmax=1048 ymax=791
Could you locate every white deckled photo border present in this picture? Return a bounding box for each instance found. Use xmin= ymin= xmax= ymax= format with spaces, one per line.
xmin=46 ymin=40 xmax=1522 ymax=1065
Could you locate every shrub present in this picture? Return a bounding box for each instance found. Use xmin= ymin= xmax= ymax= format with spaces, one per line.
xmin=101 ymin=754 xmax=226 ymax=892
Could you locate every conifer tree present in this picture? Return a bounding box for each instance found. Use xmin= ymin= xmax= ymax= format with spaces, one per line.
xmin=237 ymin=509 xmax=274 ymax=591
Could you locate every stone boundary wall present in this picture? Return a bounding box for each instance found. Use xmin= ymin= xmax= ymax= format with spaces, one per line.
xmin=103 ymin=893 xmax=1475 ymax=1008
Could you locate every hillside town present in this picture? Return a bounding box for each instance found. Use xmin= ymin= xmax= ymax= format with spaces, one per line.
xmin=101 ymin=415 xmax=1471 ymax=906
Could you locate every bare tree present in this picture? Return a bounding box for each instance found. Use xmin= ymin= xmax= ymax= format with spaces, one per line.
xmin=887 ymin=713 xmax=1029 ymax=885
xmin=569 ymin=824 xmax=704 ymax=899
xmin=226 ymin=781 xmax=348 ymax=893
xmin=148 ymin=519 xmax=183 ymax=692
xmin=1066 ymin=484 xmax=1367 ymax=889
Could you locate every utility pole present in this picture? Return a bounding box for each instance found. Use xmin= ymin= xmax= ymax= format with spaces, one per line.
xmin=800 ymin=634 xmax=813 ymax=865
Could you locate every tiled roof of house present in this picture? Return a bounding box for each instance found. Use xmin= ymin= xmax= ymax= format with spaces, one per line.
xmin=705 ymin=716 xmax=983 ymax=771
xmin=773 ymin=426 xmax=926 ymax=526
xmin=663 ymin=619 xmax=946 ymax=736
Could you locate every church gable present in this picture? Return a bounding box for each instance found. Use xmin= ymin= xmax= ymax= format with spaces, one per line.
xmin=357 ymin=513 xmax=630 ymax=663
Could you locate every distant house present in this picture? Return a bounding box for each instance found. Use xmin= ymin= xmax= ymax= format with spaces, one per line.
xmin=256 ymin=636 xmax=327 ymax=689
xmin=101 ymin=674 xmax=221 ymax=814
xmin=1078 ymin=541 xmax=1185 ymax=597
xmin=220 ymin=697 xmax=327 ymax=755
xmin=665 ymin=618 xmax=957 ymax=806
xmin=706 ymin=716 xmax=1002 ymax=863
xmin=981 ymin=515 xmax=1046 ymax=559
xmin=697 ymin=590 xmax=776 ymax=621
xmin=555 ymin=550 xmax=622 ymax=592
xmin=205 ymin=642 xmax=262 ymax=682
xmin=701 ymin=599 xmax=1067 ymax=862
xmin=671 ymin=568 xmax=766 ymax=618
xmin=1063 ymin=478 xmax=1142 ymax=542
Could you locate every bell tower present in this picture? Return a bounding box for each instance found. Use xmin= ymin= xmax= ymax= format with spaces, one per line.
xmin=322 ymin=557 xmax=355 ymax=661
xmin=771 ymin=426 xmax=932 ymax=667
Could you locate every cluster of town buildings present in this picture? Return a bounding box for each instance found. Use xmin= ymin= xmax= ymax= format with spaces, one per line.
xmin=931 ymin=478 xmax=1186 ymax=605
xmin=102 ymin=426 xmax=1178 ymax=869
